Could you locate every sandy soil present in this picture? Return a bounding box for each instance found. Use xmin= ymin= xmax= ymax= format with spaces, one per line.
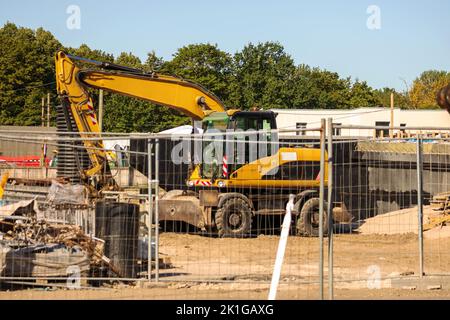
xmin=2 ymin=232 xmax=450 ymax=300
xmin=356 ymin=205 xmax=450 ymax=240
xmin=357 ymin=206 xmax=429 ymax=235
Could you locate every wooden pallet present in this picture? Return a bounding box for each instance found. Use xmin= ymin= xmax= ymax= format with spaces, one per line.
xmin=430 ymin=192 xmax=450 ymax=211
xmin=425 ymin=192 xmax=450 ymax=231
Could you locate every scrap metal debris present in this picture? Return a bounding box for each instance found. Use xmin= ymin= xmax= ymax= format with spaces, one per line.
xmin=0 ymin=198 xmax=123 ymax=281
xmin=0 ymin=198 xmax=39 ymax=220
xmin=3 ymin=220 xmax=103 ymax=263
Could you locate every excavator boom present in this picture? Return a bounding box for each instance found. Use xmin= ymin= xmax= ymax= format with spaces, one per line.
xmin=78 ymin=70 xmax=224 ymax=120
xmin=55 ymin=50 xmax=226 ymax=190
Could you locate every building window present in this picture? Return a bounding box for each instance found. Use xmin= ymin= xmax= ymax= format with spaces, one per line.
xmin=375 ymin=121 xmax=390 ymax=137
xmin=400 ymin=123 xmax=406 ymax=134
xmin=333 ymin=123 xmax=341 ymax=136
xmin=296 ymin=122 xmax=307 ymax=136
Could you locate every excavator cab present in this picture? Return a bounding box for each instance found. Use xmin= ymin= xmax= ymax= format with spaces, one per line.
xmin=201 ymin=110 xmax=277 ymax=131
xmin=199 ymin=111 xmax=278 ymax=181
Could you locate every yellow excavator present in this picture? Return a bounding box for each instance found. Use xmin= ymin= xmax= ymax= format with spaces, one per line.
xmin=0 ymin=172 xmax=9 ymax=200
xmin=55 ymin=50 xmax=339 ymax=237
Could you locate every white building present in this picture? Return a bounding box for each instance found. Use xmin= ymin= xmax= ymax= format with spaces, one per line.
xmin=271 ymin=107 xmax=450 ymax=137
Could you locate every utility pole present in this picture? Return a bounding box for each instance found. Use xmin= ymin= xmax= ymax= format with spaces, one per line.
xmin=47 ymin=93 xmax=51 ymax=127
xmin=390 ymin=92 xmax=394 ymax=138
xmin=98 ymin=89 xmax=104 ymax=132
xmin=40 ymin=96 xmax=45 ymax=167
xmin=41 ymin=97 xmax=45 ymax=127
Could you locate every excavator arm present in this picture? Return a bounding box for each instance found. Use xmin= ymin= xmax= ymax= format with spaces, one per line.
xmin=55 ymin=51 xmax=226 ymax=190
xmin=78 ymin=70 xmax=225 ymax=119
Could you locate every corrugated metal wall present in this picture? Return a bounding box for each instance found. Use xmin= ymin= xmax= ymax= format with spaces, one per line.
xmin=0 ymin=126 xmax=56 ymax=157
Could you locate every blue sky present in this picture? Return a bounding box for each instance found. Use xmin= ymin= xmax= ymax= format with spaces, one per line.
xmin=0 ymin=0 xmax=449 ymax=91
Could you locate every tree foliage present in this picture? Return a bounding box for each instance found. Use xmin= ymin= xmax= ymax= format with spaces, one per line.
xmin=230 ymin=42 xmax=296 ymax=109
xmin=292 ymin=65 xmax=351 ymax=109
xmin=0 ymin=23 xmax=447 ymax=132
xmin=163 ymin=43 xmax=234 ymax=105
xmin=0 ymin=23 xmax=62 ymax=125
xmin=409 ymin=70 xmax=450 ymax=109
xmin=373 ymin=87 xmax=410 ymax=109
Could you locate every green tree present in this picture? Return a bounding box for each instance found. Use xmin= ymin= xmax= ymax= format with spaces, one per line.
xmin=0 ymin=23 xmax=62 ymax=125
xmin=291 ymin=65 xmax=351 ymax=109
xmin=348 ymin=80 xmax=378 ymax=108
xmin=4 ymin=22 xmax=448 ymax=132
xmin=115 ymin=52 xmax=142 ymax=69
xmin=373 ymin=87 xmax=410 ymax=109
xmin=163 ymin=43 xmax=234 ymax=105
xmin=144 ymin=50 xmax=164 ymax=72
xmin=67 ymin=44 xmax=114 ymax=63
xmin=230 ymin=42 xmax=296 ymax=109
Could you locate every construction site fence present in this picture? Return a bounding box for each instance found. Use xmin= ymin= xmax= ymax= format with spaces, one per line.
xmin=0 ymin=121 xmax=449 ymax=299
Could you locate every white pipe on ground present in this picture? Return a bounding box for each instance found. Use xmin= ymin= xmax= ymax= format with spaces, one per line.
xmin=268 ymin=194 xmax=295 ymax=300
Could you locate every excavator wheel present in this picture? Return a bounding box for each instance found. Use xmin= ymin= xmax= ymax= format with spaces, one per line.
xmin=296 ymin=198 xmax=328 ymax=237
xmin=215 ymin=197 xmax=252 ymax=237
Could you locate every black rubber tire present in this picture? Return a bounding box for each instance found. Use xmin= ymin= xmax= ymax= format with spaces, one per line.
xmin=296 ymin=198 xmax=328 ymax=237
xmin=215 ymin=197 xmax=252 ymax=237
xmin=95 ymin=202 xmax=140 ymax=278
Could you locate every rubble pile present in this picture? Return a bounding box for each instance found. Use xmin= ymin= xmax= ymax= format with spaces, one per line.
xmin=0 ymin=197 xmax=119 ymax=282
xmin=2 ymin=219 xmax=104 ymax=264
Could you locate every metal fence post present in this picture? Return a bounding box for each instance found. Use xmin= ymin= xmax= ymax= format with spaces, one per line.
xmin=327 ymin=118 xmax=334 ymax=300
xmin=155 ymin=138 xmax=160 ymax=282
xmin=319 ymin=118 xmax=326 ymax=300
xmin=416 ymin=135 xmax=424 ymax=277
xmin=147 ymin=137 xmax=153 ymax=281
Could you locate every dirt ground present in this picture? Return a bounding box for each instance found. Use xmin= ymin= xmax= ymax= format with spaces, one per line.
xmin=2 ymin=231 xmax=450 ymax=300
